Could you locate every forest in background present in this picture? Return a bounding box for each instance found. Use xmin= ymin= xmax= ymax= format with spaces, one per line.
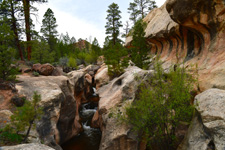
xmin=0 ymin=0 xmax=157 ymax=80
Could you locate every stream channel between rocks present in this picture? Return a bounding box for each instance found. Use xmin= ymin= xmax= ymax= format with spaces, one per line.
xmin=61 ymin=87 xmax=102 ymax=150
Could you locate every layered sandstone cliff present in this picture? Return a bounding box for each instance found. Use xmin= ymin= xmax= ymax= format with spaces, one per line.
xmin=126 ymin=0 xmax=225 ymax=91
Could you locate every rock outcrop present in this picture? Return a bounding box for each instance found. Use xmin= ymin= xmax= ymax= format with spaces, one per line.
xmin=0 ymin=143 xmax=54 ymax=150
xmin=126 ymin=0 xmax=225 ymax=91
xmin=14 ymin=67 xmax=98 ymax=149
xmin=179 ymin=88 xmax=225 ymax=150
xmin=0 ymin=110 xmax=12 ymax=129
xmin=32 ymin=63 xmax=55 ymax=76
xmin=94 ymin=64 xmax=110 ymax=90
xmin=93 ymin=66 xmax=153 ymax=150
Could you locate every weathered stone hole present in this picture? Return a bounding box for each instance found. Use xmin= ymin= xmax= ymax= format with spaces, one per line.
xmin=115 ymin=78 xmax=123 ymax=86
xmin=207 ymin=140 xmax=215 ymax=150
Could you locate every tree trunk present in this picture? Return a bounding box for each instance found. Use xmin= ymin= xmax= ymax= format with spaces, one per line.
xmin=10 ymin=1 xmax=24 ymax=61
xmin=23 ymin=120 xmax=33 ymax=143
xmin=22 ymin=0 xmax=32 ymax=61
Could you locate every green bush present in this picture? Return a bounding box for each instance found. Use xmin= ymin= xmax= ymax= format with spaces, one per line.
xmin=104 ymin=43 xmax=128 ymax=78
xmin=0 ymin=23 xmax=18 ymax=81
xmin=85 ymin=52 xmax=98 ymax=64
xmin=59 ymin=56 xmax=68 ymax=67
xmin=129 ymin=19 xmax=150 ymax=69
xmin=32 ymin=71 xmax=39 ymax=77
xmin=68 ymin=56 xmax=77 ymax=68
xmin=0 ymin=125 xmax=23 ymax=145
xmin=31 ymin=40 xmax=55 ymax=64
xmin=0 ymin=92 xmax=43 ymax=144
xmin=120 ymin=61 xmax=195 ymax=150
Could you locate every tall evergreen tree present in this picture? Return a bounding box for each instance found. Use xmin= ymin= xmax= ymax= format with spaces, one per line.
xmin=40 ymin=8 xmax=58 ymax=54
xmin=128 ymin=2 xmax=139 ymax=25
xmin=40 ymin=8 xmax=58 ymax=41
xmin=134 ymin=0 xmax=157 ymax=19
xmin=105 ymin=2 xmax=122 ymax=46
xmin=20 ymin=0 xmax=48 ymax=61
xmin=130 ymin=19 xmax=149 ymax=69
xmin=0 ymin=19 xmax=17 ymax=80
xmin=0 ymin=0 xmax=24 ymax=60
xmin=92 ymin=37 xmax=101 ymax=56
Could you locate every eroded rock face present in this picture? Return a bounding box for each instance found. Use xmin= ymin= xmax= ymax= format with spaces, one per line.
xmin=0 ymin=143 xmax=54 ymax=150
xmin=94 ymin=64 xmax=110 ymax=90
xmin=126 ymin=0 xmax=225 ymax=91
xmin=16 ymin=75 xmax=70 ymax=150
xmin=94 ymin=66 xmax=153 ymax=150
xmin=179 ymin=88 xmax=225 ymax=150
xmin=13 ymin=66 xmax=99 ymax=149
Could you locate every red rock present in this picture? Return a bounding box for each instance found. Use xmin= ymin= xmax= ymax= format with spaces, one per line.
xmin=32 ymin=63 xmax=54 ymax=76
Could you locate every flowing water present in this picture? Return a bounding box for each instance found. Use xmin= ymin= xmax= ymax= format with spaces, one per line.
xmin=62 ymin=88 xmax=101 ymax=150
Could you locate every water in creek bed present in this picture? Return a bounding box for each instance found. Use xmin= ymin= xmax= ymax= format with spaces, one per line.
xmin=61 ymin=102 xmax=101 ymax=150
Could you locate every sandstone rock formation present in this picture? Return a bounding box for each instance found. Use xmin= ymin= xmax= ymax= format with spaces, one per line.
xmin=179 ymin=88 xmax=225 ymax=150
xmin=93 ymin=66 xmax=153 ymax=150
xmin=126 ymin=0 xmax=225 ymax=91
xmin=94 ymin=64 xmax=110 ymax=90
xmin=0 ymin=143 xmax=54 ymax=150
xmin=14 ymin=67 xmax=99 ymax=149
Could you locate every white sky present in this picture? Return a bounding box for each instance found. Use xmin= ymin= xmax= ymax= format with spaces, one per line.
xmin=33 ymin=0 xmax=166 ymax=46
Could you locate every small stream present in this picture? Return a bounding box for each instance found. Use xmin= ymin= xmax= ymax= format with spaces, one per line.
xmin=62 ymin=88 xmax=101 ymax=150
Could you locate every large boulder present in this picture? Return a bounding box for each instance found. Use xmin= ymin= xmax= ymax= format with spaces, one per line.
xmin=179 ymin=88 xmax=225 ymax=150
xmin=0 ymin=143 xmax=54 ymax=150
xmin=32 ymin=63 xmax=54 ymax=76
xmin=95 ymin=66 xmax=153 ymax=150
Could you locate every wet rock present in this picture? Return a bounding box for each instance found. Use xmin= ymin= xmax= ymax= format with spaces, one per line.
xmin=0 ymin=143 xmax=55 ymax=150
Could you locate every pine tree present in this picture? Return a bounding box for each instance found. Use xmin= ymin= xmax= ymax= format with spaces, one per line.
xmin=104 ymin=43 xmax=128 ymax=78
xmin=0 ymin=0 xmax=24 ymax=60
xmin=130 ymin=19 xmax=149 ymax=69
xmin=0 ymin=19 xmax=17 ymax=81
xmin=92 ymin=38 xmax=101 ymax=56
xmin=10 ymin=92 xmax=43 ymax=142
xmin=128 ymin=2 xmax=139 ymax=25
xmin=20 ymin=0 xmax=48 ymax=61
xmin=134 ymin=0 xmax=157 ymax=19
xmin=31 ymin=38 xmax=54 ymax=64
xmin=40 ymin=8 xmax=58 ymax=53
xmin=40 ymin=8 xmax=58 ymax=41
xmin=105 ymin=2 xmax=123 ymax=46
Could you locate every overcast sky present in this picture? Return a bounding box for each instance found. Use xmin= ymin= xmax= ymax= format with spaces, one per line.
xmin=33 ymin=0 xmax=166 ymax=46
